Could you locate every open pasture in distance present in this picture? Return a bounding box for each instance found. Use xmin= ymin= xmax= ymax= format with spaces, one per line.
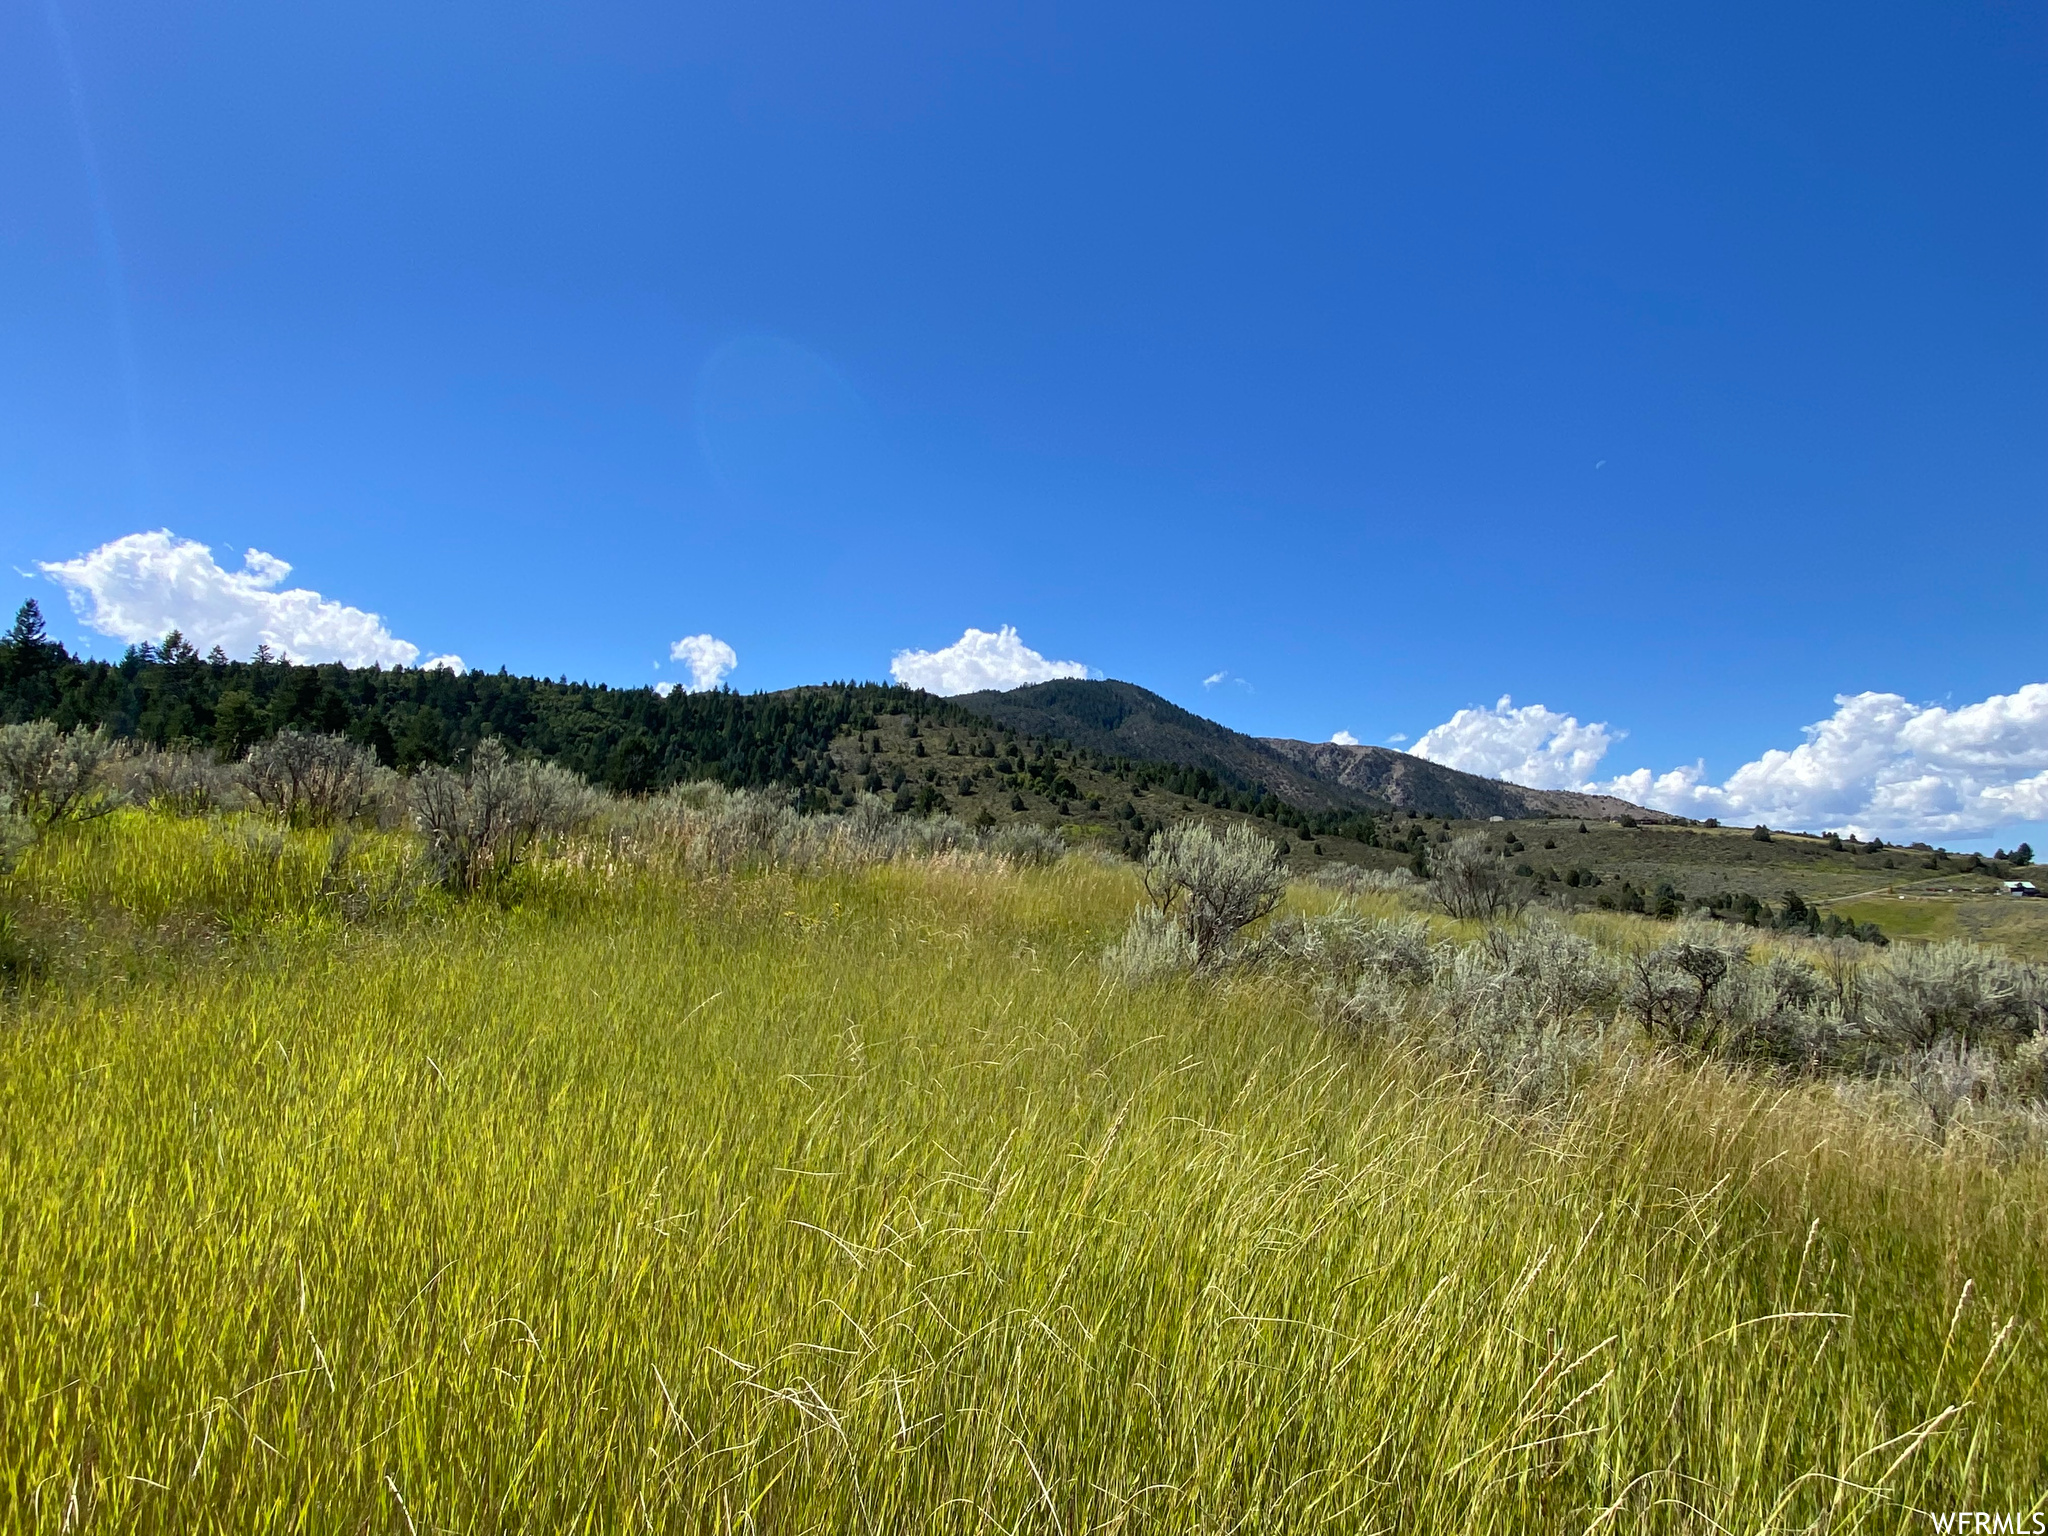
xmin=1828 ymin=893 xmax=2048 ymax=959
xmin=1411 ymin=821 xmax=2048 ymax=958
xmin=0 ymin=814 xmax=2043 ymax=1531
xmin=1451 ymin=819 xmax=1998 ymax=904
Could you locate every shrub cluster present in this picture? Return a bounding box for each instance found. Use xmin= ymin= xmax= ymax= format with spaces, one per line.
xmin=1104 ymin=821 xmax=2048 ymax=1142
xmin=0 ymin=728 xmax=1079 ymax=897
xmin=0 ymin=723 xmax=121 ymax=874
xmin=616 ymin=783 xmax=1070 ymax=875
xmin=241 ymin=730 xmax=390 ymax=828
xmin=1255 ymin=910 xmax=1612 ymax=1107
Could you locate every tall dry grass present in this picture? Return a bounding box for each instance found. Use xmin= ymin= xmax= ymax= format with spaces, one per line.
xmin=0 ymin=816 xmax=2040 ymax=1530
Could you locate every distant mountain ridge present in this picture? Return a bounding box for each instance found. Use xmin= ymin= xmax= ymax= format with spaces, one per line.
xmin=951 ymin=678 xmax=1668 ymax=822
xmin=1256 ymin=736 xmax=1673 ymax=823
xmin=949 ymin=679 xmax=1364 ymax=812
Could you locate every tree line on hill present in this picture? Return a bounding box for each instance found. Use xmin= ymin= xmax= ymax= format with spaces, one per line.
xmin=0 ymin=601 xmax=1400 ymax=836
xmin=0 ymin=601 xmax=985 ymax=793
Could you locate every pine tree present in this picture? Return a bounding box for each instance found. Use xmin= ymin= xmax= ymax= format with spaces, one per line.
xmin=213 ymin=692 xmax=263 ymax=761
xmin=2 ymin=599 xmax=58 ymax=680
xmin=6 ymin=599 xmax=48 ymax=652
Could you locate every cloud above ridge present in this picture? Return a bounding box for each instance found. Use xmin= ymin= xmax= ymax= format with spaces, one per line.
xmin=890 ymin=626 xmax=1088 ymax=696
xmin=1405 ymin=686 xmax=2048 ymax=840
xmin=669 ymin=634 xmax=738 ymax=692
xmin=1410 ymin=696 xmax=1622 ymax=791
xmin=39 ymin=530 xmax=452 ymax=667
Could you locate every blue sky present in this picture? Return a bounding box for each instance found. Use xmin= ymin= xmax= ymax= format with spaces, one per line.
xmin=4 ymin=0 xmax=2044 ymax=848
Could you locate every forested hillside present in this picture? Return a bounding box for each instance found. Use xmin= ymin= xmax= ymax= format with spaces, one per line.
xmin=0 ymin=601 xmax=981 ymax=793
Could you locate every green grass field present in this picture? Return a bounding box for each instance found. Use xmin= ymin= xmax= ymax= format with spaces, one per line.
xmin=2 ymin=814 xmax=2044 ymax=1531
xmin=1828 ymin=895 xmax=2048 ymax=959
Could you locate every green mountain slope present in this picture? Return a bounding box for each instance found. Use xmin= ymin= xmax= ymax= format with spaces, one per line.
xmin=951 ymin=678 xmax=1665 ymax=821
xmin=949 ymin=679 xmax=1376 ymax=812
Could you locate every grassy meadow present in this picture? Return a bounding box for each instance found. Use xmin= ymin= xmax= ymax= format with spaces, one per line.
xmin=1828 ymin=893 xmax=2048 ymax=960
xmin=2 ymin=812 xmax=2044 ymax=1531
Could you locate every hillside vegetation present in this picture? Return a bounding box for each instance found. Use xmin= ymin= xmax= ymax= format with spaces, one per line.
xmin=3 ymin=605 xmax=1611 ymax=824
xmin=0 ymin=745 xmax=2044 ymax=1530
xmin=0 ymin=601 xmax=982 ymax=793
xmin=954 ymin=679 xmax=1663 ymax=822
xmin=10 ymin=602 xmax=2029 ymax=949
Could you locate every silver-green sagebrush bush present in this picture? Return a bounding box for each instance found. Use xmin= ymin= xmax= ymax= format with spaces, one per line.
xmin=1860 ymin=938 xmax=2048 ymax=1050
xmin=1295 ymin=912 xmax=1612 ymax=1105
xmin=0 ymin=798 xmax=30 ymax=875
xmin=1428 ymin=829 xmax=1531 ymax=919
xmin=409 ymin=736 xmax=603 ymax=890
xmin=2006 ymin=1031 xmax=2048 ymax=1103
xmin=0 ymin=721 xmax=117 ymax=829
xmin=1138 ymin=818 xmax=1287 ymax=966
xmin=1430 ymin=919 xmax=1612 ymax=1104
xmin=620 ymin=785 xmax=1070 ymax=874
xmin=1102 ymin=901 xmax=1198 ymax=983
xmin=103 ymin=740 xmax=249 ymax=815
xmin=238 ymin=729 xmax=389 ymax=827
xmin=1622 ymin=922 xmax=1756 ymax=1051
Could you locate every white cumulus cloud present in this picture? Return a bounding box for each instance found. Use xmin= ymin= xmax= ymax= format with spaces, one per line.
xmin=1404 ymin=684 xmax=2048 ymax=841
xmin=1596 ymin=687 xmax=2048 ymax=839
xmin=41 ymin=529 xmax=431 ymax=666
xmin=1330 ymin=730 xmax=1360 ymax=746
xmin=1409 ymin=695 xmax=1623 ymax=791
xmin=890 ymin=626 xmax=1088 ymax=696
xmin=669 ymin=634 xmax=738 ymax=692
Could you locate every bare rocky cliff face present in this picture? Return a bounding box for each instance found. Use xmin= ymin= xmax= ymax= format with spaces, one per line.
xmin=1257 ymin=737 xmax=1677 ymax=823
